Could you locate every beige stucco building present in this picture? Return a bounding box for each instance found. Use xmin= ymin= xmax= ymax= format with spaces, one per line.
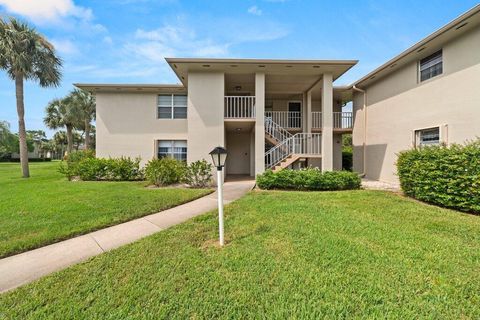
xmin=77 ymin=59 xmax=356 ymax=179
xmin=76 ymin=5 xmax=480 ymax=183
xmin=352 ymin=5 xmax=480 ymax=183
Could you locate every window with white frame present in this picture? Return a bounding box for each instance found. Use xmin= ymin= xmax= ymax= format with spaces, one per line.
xmin=415 ymin=127 xmax=440 ymax=147
xmin=158 ymin=140 xmax=187 ymax=161
xmin=419 ymin=50 xmax=443 ymax=82
xmin=157 ymin=94 xmax=187 ymax=119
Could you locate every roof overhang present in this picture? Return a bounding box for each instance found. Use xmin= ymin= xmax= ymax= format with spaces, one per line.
xmin=166 ymin=58 xmax=358 ymax=86
xmin=353 ymin=4 xmax=480 ymax=88
xmin=74 ymin=83 xmax=186 ymax=93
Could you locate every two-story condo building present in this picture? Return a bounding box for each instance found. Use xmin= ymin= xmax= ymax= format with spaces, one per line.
xmin=76 ymin=4 xmax=480 ymax=183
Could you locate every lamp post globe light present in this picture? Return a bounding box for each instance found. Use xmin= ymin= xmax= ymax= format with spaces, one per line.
xmin=209 ymin=146 xmax=228 ymax=246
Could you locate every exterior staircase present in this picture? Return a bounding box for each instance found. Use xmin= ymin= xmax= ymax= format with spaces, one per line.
xmin=264 ymin=117 xmax=322 ymax=171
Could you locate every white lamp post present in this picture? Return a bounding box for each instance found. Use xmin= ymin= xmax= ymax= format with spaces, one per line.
xmin=209 ymin=146 xmax=228 ymax=246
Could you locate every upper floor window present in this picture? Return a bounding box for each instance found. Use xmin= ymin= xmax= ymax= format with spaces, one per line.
xmin=415 ymin=127 xmax=440 ymax=147
xmin=419 ymin=50 xmax=443 ymax=82
xmin=158 ymin=94 xmax=187 ymax=119
xmin=158 ymin=140 xmax=187 ymax=161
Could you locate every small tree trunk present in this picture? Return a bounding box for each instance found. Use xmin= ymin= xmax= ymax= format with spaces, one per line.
xmin=84 ymin=119 xmax=90 ymax=150
xmin=66 ymin=125 xmax=73 ymax=154
xmin=15 ymin=73 xmax=29 ymax=178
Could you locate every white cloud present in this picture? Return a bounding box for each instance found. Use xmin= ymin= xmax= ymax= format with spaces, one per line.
xmin=0 ymin=0 xmax=92 ymax=24
xmin=130 ymin=24 xmax=230 ymax=60
xmin=248 ymin=5 xmax=262 ymax=16
xmin=50 ymin=39 xmax=79 ymax=55
xmin=103 ymin=36 xmax=113 ymax=45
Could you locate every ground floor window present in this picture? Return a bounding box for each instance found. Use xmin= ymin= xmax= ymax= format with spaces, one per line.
xmin=158 ymin=140 xmax=187 ymax=161
xmin=415 ymin=127 xmax=440 ymax=147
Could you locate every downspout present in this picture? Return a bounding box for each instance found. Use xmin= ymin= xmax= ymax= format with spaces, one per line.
xmin=352 ymin=85 xmax=367 ymax=177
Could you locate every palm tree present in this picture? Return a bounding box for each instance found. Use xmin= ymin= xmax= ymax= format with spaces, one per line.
xmin=70 ymin=89 xmax=95 ymax=150
xmin=44 ymin=98 xmax=77 ymax=154
xmin=0 ymin=17 xmax=62 ymax=177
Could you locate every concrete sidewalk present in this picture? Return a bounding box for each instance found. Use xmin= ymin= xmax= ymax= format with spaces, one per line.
xmin=0 ymin=178 xmax=255 ymax=293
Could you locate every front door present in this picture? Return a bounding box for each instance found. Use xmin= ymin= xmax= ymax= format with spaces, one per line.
xmin=288 ymin=102 xmax=301 ymax=128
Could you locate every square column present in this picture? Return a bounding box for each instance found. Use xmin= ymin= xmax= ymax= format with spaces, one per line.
xmin=255 ymin=72 xmax=265 ymax=175
xmin=306 ymin=90 xmax=312 ymax=133
xmin=321 ymin=73 xmax=333 ymax=171
xmin=302 ymin=92 xmax=307 ymax=133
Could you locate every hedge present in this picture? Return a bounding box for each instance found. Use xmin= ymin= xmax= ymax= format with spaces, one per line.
xmin=397 ymin=140 xmax=480 ymax=213
xmin=0 ymin=158 xmax=52 ymax=162
xmin=256 ymin=168 xmax=361 ymax=191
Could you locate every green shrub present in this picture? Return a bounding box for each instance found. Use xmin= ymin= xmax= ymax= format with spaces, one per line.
xmin=256 ymin=168 xmax=361 ymax=191
xmin=145 ymin=157 xmax=186 ymax=186
xmin=59 ymin=151 xmax=143 ymax=181
xmin=397 ymin=140 xmax=480 ymax=213
xmin=183 ymin=159 xmax=213 ymax=188
xmin=59 ymin=150 xmax=95 ymax=180
xmin=106 ymin=157 xmax=143 ymax=181
xmin=77 ymin=158 xmax=109 ymax=181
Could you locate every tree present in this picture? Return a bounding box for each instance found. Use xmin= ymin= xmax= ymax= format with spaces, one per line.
xmin=70 ymin=89 xmax=95 ymax=150
xmin=44 ymin=98 xmax=77 ymax=154
xmin=0 ymin=121 xmax=16 ymax=157
xmin=0 ymin=17 xmax=62 ymax=177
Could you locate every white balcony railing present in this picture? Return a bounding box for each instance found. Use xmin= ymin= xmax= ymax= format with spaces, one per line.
xmin=265 ymin=111 xmax=302 ymax=129
xmin=312 ymin=112 xmax=322 ymax=129
xmin=333 ymin=112 xmax=353 ymax=129
xmin=224 ymin=96 xmax=255 ymax=119
xmin=311 ymin=112 xmax=353 ymax=129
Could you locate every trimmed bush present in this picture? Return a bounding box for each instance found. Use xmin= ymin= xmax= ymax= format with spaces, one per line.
xmin=183 ymin=159 xmax=213 ymax=188
xmin=59 ymin=151 xmax=143 ymax=181
xmin=59 ymin=150 xmax=95 ymax=180
xmin=145 ymin=157 xmax=186 ymax=186
xmin=397 ymin=140 xmax=480 ymax=213
xmin=256 ymin=168 xmax=361 ymax=191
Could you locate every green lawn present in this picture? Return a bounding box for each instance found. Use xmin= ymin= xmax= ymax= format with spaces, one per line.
xmin=0 ymin=162 xmax=211 ymax=258
xmin=1 ymin=190 xmax=479 ymax=318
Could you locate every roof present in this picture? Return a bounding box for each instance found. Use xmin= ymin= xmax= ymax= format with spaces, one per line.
xmin=74 ymin=83 xmax=185 ymax=93
xmin=165 ymin=58 xmax=358 ymax=86
xmin=352 ymin=4 xmax=480 ymax=88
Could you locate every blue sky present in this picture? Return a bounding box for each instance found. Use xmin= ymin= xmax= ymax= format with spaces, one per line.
xmin=0 ymin=0 xmax=478 ymax=136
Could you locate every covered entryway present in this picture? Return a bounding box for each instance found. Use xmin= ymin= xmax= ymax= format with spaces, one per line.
xmin=224 ymin=121 xmax=255 ymax=177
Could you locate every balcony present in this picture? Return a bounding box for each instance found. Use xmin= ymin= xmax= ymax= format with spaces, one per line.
xmin=265 ymin=111 xmax=302 ymax=129
xmin=224 ymin=96 xmax=255 ymax=119
xmin=312 ymin=112 xmax=353 ymax=130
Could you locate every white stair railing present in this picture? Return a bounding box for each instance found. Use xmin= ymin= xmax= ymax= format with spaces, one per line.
xmin=265 ymin=117 xmax=292 ymax=144
xmin=224 ymin=96 xmax=256 ymax=118
xmin=265 ymin=133 xmax=322 ymax=169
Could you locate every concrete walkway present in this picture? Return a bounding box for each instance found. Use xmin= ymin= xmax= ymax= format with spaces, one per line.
xmin=0 ymin=178 xmax=255 ymax=293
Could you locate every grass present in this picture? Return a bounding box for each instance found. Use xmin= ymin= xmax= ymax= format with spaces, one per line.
xmin=0 ymin=162 xmax=211 ymax=258
xmin=1 ymin=190 xmax=479 ymax=318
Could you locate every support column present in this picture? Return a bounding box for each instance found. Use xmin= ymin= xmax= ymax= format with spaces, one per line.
xmin=302 ymin=92 xmax=307 ymax=133
xmin=306 ymin=90 xmax=312 ymax=133
xmin=321 ymin=73 xmax=333 ymax=171
xmin=255 ymin=72 xmax=265 ymax=175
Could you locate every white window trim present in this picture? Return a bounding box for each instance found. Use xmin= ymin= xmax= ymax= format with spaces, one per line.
xmin=157 ymin=94 xmax=187 ymax=120
xmin=412 ymin=124 xmax=448 ymax=148
xmin=418 ymin=50 xmax=443 ymax=83
xmin=157 ymin=140 xmax=187 ymax=161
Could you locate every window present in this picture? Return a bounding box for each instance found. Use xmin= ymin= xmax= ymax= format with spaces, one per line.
xmin=157 ymin=94 xmax=187 ymax=119
xmin=419 ymin=50 xmax=443 ymax=82
xmin=158 ymin=140 xmax=187 ymax=161
xmin=415 ymin=127 xmax=440 ymax=147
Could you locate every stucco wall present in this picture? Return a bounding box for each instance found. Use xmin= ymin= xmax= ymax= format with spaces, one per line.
xmin=96 ymin=92 xmax=187 ymax=165
xmin=353 ymin=26 xmax=480 ymax=183
xmin=187 ymin=72 xmax=225 ymax=165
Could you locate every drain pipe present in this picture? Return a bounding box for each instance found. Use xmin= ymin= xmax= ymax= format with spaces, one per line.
xmin=352 ymin=85 xmax=367 ymax=177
